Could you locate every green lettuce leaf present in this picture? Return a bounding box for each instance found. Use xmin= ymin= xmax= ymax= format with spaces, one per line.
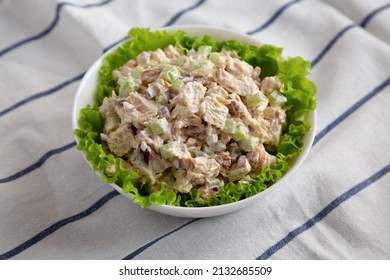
xmin=74 ymin=27 xmax=317 ymax=208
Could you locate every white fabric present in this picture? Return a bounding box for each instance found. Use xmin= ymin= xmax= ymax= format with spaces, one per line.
xmin=0 ymin=0 xmax=389 ymax=260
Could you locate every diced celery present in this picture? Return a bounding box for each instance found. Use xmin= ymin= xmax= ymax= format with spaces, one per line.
xmin=149 ymin=118 xmax=170 ymax=135
xmin=189 ymin=59 xmax=214 ymax=76
xmin=223 ymin=119 xmax=237 ymax=134
xmin=147 ymin=59 xmax=159 ymax=68
xmin=187 ymin=146 xmax=197 ymax=157
xmin=189 ymin=57 xmax=211 ymax=71
xmin=222 ymin=120 xmax=249 ymax=141
xmin=160 ymin=65 xmax=181 ymax=83
xmin=104 ymin=116 xmax=120 ymax=133
xmin=189 ymin=58 xmax=201 ymax=70
xmin=197 ymin=45 xmax=212 ymax=56
xmin=232 ymin=122 xmax=249 ymax=142
xmin=130 ymin=66 xmax=144 ymax=79
xmin=239 ymin=135 xmax=259 ymax=152
xmin=269 ymin=90 xmax=287 ymax=106
xmin=160 ymin=141 xmax=188 ymax=159
xmin=156 ymin=94 xmax=168 ymax=105
xmin=176 ymin=56 xmax=188 ymax=66
xmin=160 ymin=142 xmax=176 ymax=159
xmin=209 ymin=52 xmax=226 ymax=65
xmin=117 ymin=74 xmax=141 ymax=97
xmin=247 ymin=91 xmax=266 ymax=107
xmin=171 ymin=79 xmax=184 ymax=91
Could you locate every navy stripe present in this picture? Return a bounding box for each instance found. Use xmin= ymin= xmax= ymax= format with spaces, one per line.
xmin=122 ymin=218 xmax=200 ymax=260
xmin=360 ymin=3 xmax=390 ymax=28
xmin=162 ymin=0 xmax=206 ymax=27
xmin=102 ymin=0 xmax=207 ymax=53
xmin=0 ymin=0 xmax=113 ymax=57
xmin=311 ymin=24 xmax=358 ymax=68
xmin=314 ymin=76 xmax=390 ymax=146
xmin=257 ymin=163 xmax=390 ymax=260
xmin=0 ymin=141 xmax=76 ymax=184
xmin=0 ymin=190 xmax=119 ymax=260
xmin=246 ymin=0 xmax=302 ymax=35
xmin=0 ymin=72 xmax=84 ymax=118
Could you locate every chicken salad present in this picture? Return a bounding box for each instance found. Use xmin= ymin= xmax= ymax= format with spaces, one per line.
xmin=99 ymin=45 xmax=287 ymax=199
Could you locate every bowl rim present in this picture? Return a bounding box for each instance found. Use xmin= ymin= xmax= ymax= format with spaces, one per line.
xmin=72 ymin=24 xmax=317 ymax=217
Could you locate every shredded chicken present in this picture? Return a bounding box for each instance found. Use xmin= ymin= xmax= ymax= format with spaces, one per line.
xmin=172 ymin=82 xmax=206 ymax=106
xmin=213 ymin=68 xmax=259 ymax=97
xmin=107 ymin=125 xmax=136 ymax=157
xmin=199 ymin=96 xmax=228 ymax=129
xmin=99 ymin=45 xmax=287 ymax=199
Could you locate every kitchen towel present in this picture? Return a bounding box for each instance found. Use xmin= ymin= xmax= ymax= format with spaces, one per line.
xmin=0 ymin=0 xmax=389 ymax=259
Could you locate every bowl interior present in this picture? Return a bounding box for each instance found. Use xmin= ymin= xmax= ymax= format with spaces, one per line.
xmin=72 ymin=25 xmax=316 ymax=218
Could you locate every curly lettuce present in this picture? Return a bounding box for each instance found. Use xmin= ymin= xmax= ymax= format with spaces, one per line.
xmin=74 ymin=27 xmax=317 ymax=208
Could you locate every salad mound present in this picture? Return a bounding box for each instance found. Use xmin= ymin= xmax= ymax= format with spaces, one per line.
xmin=74 ymin=27 xmax=317 ymax=208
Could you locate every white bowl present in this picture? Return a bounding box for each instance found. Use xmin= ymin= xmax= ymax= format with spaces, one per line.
xmin=72 ymin=25 xmax=316 ymax=218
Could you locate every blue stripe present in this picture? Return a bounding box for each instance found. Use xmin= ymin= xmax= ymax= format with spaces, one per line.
xmin=311 ymin=24 xmax=358 ymax=68
xmin=0 ymin=190 xmax=119 ymax=260
xmin=0 ymin=72 xmax=85 ymax=118
xmin=122 ymin=218 xmax=200 ymax=260
xmin=0 ymin=141 xmax=76 ymax=184
xmin=256 ymin=163 xmax=390 ymax=260
xmin=314 ymin=76 xmax=390 ymax=146
xmin=246 ymin=0 xmax=302 ymax=35
xmin=163 ymin=0 xmax=206 ymax=27
xmin=360 ymin=3 xmax=390 ymax=28
xmin=0 ymin=0 xmax=113 ymax=57
xmin=102 ymin=0 xmax=207 ymax=53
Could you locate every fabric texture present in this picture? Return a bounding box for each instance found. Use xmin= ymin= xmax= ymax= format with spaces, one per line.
xmin=0 ymin=0 xmax=389 ymax=260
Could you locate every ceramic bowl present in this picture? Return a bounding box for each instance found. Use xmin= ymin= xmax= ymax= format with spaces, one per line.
xmin=72 ymin=25 xmax=316 ymax=218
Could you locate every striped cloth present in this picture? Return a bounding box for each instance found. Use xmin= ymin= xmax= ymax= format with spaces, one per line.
xmin=1 ymin=0 xmax=389 ymax=260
